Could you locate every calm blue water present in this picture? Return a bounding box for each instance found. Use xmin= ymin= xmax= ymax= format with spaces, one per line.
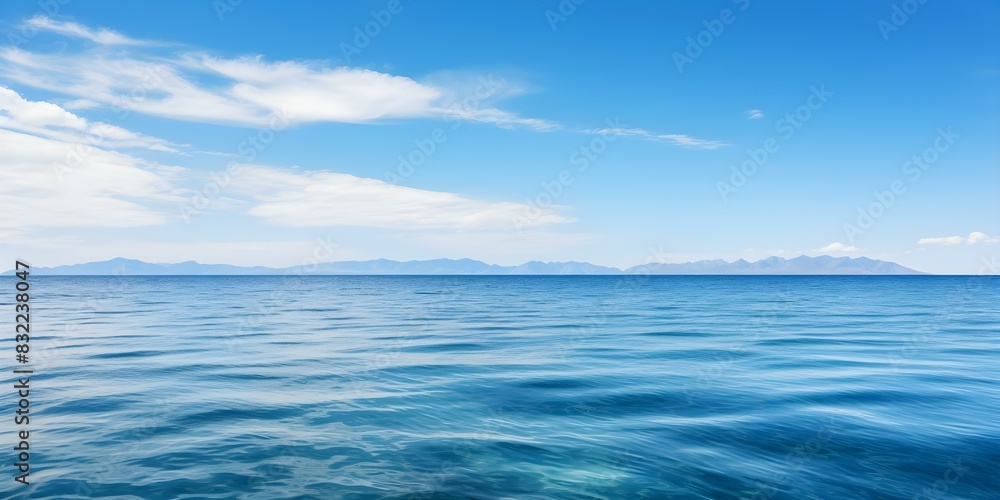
xmin=2 ymin=276 xmax=999 ymax=499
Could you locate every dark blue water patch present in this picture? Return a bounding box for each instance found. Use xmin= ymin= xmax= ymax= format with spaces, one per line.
xmin=89 ymin=309 xmax=148 ymax=315
xmin=496 ymin=389 xmax=697 ymax=418
xmin=786 ymin=388 xmax=962 ymax=408
xmin=170 ymin=406 xmax=303 ymax=428
xmin=366 ymin=334 xmax=439 ymax=341
xmin=400 ymin=342 xmax=494 ymax=353
xmin=753 ymin=337 xmax=906 ymax=348
xmin=307 ymin=408 xmax=399 ymax=427
xmin=513 ymin=377 xmax=594 ymax=390
xmin=638 ymin=329 xmax=715 ymax=337
xmin=307 ymin=317 xmax=373 ymax=326
xmin=44 ymin=396 xmax=140 ymax=415
xmin=87 ymin=349 xmax=203 ymax=359
xmin=207 ymin=372 xmax=288 ymax=381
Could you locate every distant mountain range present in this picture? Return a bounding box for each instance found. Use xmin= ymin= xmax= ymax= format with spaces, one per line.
xmin=4 ymin=256 xmax=926 ymax=275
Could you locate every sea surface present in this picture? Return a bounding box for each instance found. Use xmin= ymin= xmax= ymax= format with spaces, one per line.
xmin=2 ymin=275 xmax=999 ymax=499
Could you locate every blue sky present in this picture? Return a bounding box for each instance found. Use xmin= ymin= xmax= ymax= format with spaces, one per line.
xmin=0 ymin=0 xmax=997 ymax=273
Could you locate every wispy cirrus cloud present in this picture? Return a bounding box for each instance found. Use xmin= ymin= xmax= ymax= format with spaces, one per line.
xmin=20 ymin=16 xmax=150 ymax=45
xmin=2 ymin=18 xmax=717 ymax=144
xmin=441 ymin=107 xmax=561 ymax=131
xmin=745 ymin=109 xmax=764 ymax=120
xmin=918 ymin=232 xmax=998 ymax=246
xmin=0 ymin=86 xmax=182 ymax=152
xmin=584 ymin=126 xmax=726 ymax=150
xmin=0 ymin=21 xmax=554 ymax=131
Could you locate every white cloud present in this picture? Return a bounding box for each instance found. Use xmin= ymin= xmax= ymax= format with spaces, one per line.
xmin=0 ymin=24 xmax=555 ymax=130
xmin=0 ymin=129 xmax=180 ymax=238
xmin=21 ymin=16 xmax=147 ymax=45
xmin=918 ymin=232 xmax=999 ymax=245
xmin=918 ymin=236 xmax=965 ymax=245
xmin=745 ymin=109 xmax=764 ymax=120
xmin=0 ymin=86 xmax=182 ymax=153
xmin=0 ymin=83 xmax=571 ymax=241
xmin=229 ymin=165 xmax=575 ymax=230
xmin=0 ymin=48 xmax=283 ymax=126
xmin=585 ymin=127 xmax=726 ymax=150
xmin=967 ymin=231 xmax=998 ymax=244
xmin=63 ymin=98 xmax=100 ymax=110
xmin=813 ymin=242 xmax=860 ymax=254
xmin=1 ymin=18 xmax=728 ymax=149
xmin=193 ymin=54 xmax=443 ymax=124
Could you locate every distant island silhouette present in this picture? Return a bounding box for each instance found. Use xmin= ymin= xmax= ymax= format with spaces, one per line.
xmin=5 ymin=255 xmax=926 ymax=275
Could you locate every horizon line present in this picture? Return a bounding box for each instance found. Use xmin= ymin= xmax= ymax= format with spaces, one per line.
xmin=2 ymin=254 xmax=933 ymax=275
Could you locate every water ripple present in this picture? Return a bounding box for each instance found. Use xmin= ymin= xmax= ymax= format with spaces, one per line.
xmin=1 ymin=275 xmax=997 ymax=498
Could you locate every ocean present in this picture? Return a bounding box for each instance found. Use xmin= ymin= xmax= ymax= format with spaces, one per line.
xmin=3 ymin=275 xmax=999 ymax=499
